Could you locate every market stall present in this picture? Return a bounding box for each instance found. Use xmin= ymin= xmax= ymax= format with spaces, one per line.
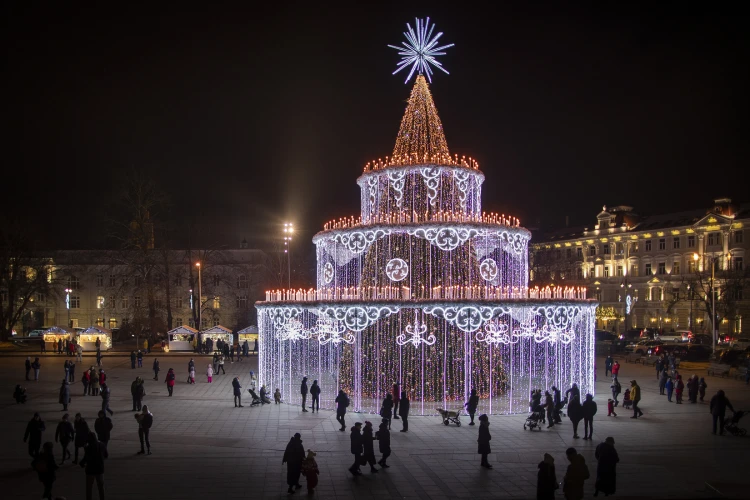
xmin=167 ymin=325 xmax=198 ymax=352
xmin=237 ymin=325 xmax=259 ymax=353
xmin=43 ymin=326 xmax=73 ymax=352
xmin=200 ymin=325 xmax=234 ymax=351
xmin=77 ymin=326 xmax=112 ymax=351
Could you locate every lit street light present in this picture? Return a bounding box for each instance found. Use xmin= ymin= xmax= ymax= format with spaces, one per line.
xmin=65 ymin=288 xmax=72 ymax=328
xmin=195 ymin=262 xmax=202 ymax=331
xmin=283 ymin=222 xmax=294 ymax=289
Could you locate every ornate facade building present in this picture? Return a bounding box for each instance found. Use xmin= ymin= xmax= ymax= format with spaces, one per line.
xmin=530 ymin=198 xmax=749 ymax=337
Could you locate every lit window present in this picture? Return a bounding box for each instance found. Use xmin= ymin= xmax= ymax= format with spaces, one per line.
xmin=96 ymin=296 xmax=105 ymax=309
xmin=213 ymin=297 xmax=221 ymax=309
xmin=108 ymin=318 xmax=117 ymax=329
xmin=630 ymin=265 xmax=638 ymax=277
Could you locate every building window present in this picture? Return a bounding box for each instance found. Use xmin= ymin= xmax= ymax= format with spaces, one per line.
xmin=630 ymin=265 xmax=638 ymax=277
xmin=154 ymin=298 xmax=164 ymax=309
xmin=213 ymin=275 xmax=220 ymax=287
xmin=645 ymin=263 xmax=652 ymax=275
xmin=67 ymin=276 xmax=80 ymax=290
xmin=36 ymin=292 xmax=45 ymax=302
xmin=672 ymin=288 xmax=680 ymax=300
xmin=96 ymin=296 xmax=105 ymax=309
xmin=174 ymin=275 xmax=183 ymax=287
xmin=70 ymin=296 xmax=80 ymax=309
xmin=135 ymin=276 xmax=142 ymax=287
xmin=589 ymin=246 xmax=596 ymax=256
xmin=735 ymin=257 xmax=744 ymax=271
xmin=645 ymin=240 xmax=652 ymax=252
xmin=96 ymin=318 xmax=104 ymax=327
xmin=134 ymin=296 xmax=141 ymax=308
xmin=603 ymin=244 xmax=610 ymax=255
xmin=201 ymin=317 xmax=209 ymax=329
xmin=658 ymin=262 xmax=666 ymax=275
xmin=108 ymin=318 xmax=117 ymax=329
xmin=688 ymin=261 xmax=696 ymax=274
xmin=604 ymin=266 xmax=610 ymax=277
xmin=708 ymin=233 xmax=717 ymax=246
xmin=188 ymin=318 xmax=195 ymax=328
xmin=595 ymin=290 xmax=602 ymax=302
xmin=576 ymin=247 xmax=583 ymax=259
xmin=616 ymin=265 xmax=623 ymax=277
xmin=176 ymin=317 xmax=183 ymax=326
xmin=600 ymin=220 xmax=609 ymax=229
xmin=213 ymin=318 xmax=220 ymax=327
xmin=649 ymin=288 xmax=657 ymax=301
xmin=631 ymin=242 xmax=639 ymax=253
xmin=673 ymin=262 xmax=681 ymax=275
xmin=687 ymin=235 xmax=695 ymax=247
xmin=109 ymin=275 xmax=116 ymax=287
xmin=659 ymin=239 xmax=666 ymax=250
xmin=735 ymin=231 xmax=744 ymax=244
xmin=96 ymin=275 xmax=104 ymax=287
xmin=555 ymin=249 xmax=561 ymax=260
xmin=673 ymin=237 xmax=680 ymax=249
xmin=616 ymin=243 xmax=624 ymax=254
xmin=121 ymin=297 xmax=129 ymax=309
xmin=236 ymin=295 xmax=248 ymax=308
xmin=108 ymin=296 xmax=115 ymax=310
xmin=566 ymin=248 xmax=572 ymax=259
xmin=175 ymin=297 xmax=183 ymax=309
xmin=213 ymin=296 xmax=221 ymax=309
xmin=576 ymin=268 xmax=583 ymax=279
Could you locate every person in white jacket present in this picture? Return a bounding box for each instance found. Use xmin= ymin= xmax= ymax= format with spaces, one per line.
xmin=207 ymin=364 xmax=214 ymax=383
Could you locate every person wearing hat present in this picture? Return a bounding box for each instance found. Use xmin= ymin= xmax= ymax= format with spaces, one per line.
xmin=362 ymin=421 xmax=379 ymax=473
xmin=348 ymin=422 xmax=363 ymax=476
xmin=301 ymin=449 xmax=319 ymax=494
xmin=537 ymin=452 xmax=558 ymax=499
xmin=477 ymin=414 xmax=492 ymax=469
xmin=377 ymin=418 xmax=391 ymax=468
xmin=629 ymin=380 xmax=643 ymax=418
xmin=282 ymin=433 xmax=305 ymax=493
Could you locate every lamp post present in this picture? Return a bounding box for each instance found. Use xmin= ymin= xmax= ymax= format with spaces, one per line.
xmin=620 ymin=278 xmax=632 ymax=334
xmin=195 ymin=262 xmax=202 ymax=331
xmin=687 ymin=284 xmax=693 ymax=331
xmin=65 ymin=288 xmax=72 ymax=328
xmin=283 ymin=223 xmax=294 ymax=288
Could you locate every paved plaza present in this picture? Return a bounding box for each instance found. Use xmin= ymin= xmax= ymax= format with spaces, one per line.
xmin=1 ymin=351 xmax=749 ymax=499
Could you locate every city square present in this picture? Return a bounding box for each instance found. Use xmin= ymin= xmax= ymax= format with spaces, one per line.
xmin=5 ymin=4 xmax=750 ymax=500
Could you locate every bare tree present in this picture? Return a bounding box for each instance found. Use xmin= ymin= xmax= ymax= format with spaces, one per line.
xmin=681 ymin=264 xmax=750 ymax=334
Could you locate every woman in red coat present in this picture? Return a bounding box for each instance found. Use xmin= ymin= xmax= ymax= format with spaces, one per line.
xmin=165 ymin=368 xmax=176 ymax=396
xmin=675 ymin=375 xmax=684 ymax=404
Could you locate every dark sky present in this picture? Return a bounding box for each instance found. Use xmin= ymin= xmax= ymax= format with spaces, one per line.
xmin=7 ymin=3 xmax=749 ymax=253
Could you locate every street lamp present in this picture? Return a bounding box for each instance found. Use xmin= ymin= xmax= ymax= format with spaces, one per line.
xmin=686 ymin=283 xmax=693 ymax=330
xmin=620 ymin=278 xmax=633 ymax=333
xmin=195 ymin=262 xmax=202 ymax=331
xmin=65 ymin=288 xmax=72 ymax=328
xmin=283 ymin=222 xmax=294 ymax=289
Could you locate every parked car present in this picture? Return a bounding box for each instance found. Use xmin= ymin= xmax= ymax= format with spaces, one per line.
xmin=621 ymin=329 xmax=643 ymax=341
xmin=689 ymin=334 xmax=712 ymax=346
xmin=595 ymin=330 xmax=619 ymax=342
xmin=27 ymin=329 xmax=47 ymax=337
xmin=682 ymin=344 xmax=713 ymax=361
xmin=625 ymin=340 xmax=663 ymax=355
xmin=711 ymin=348 xmax=750 ymax=367
xmin=731 ymin=338 xmax=750 ymax=350
xmin=657 ymin=330 xmax=690 ymax=342
xmin=639 ymin=328 xmax=663 ymax=340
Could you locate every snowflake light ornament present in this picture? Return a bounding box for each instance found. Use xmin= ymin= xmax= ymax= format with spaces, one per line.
xmin=389 ymin=17 xmax=454 ymax=84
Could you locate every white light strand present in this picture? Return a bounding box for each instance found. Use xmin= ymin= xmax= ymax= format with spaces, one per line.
xmin=389 ymin=17 xmax=455 ymax=84
xmin=396 ymin=314 xmax=437 ymax=346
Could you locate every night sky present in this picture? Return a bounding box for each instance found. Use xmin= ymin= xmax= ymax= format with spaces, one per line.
xmin=7 ymin=3 xmax=749 ymax=254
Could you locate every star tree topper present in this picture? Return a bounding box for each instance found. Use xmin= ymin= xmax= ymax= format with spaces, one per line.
xmin=389 ymin=17 xmax=454 ymax=84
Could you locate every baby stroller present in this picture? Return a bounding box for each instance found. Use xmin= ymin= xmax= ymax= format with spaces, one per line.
xmin=247 ymin=389 xmax=264 ymax=406
xmin=524 ymin=409 xmax=545 ymax=430
xmin=724 ymin=410 xmax=747 ymax=436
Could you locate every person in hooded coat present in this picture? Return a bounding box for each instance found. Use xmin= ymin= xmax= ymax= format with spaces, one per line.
xmin=54 ymin=414 xmax=74 ymax=464
xmin=563 ymin=447 xmax=590 ymax=500
xmin=477 ymin=414 xmax=492 ymax=469
xmin=24 ymin=412 xmax=46 ymax=459
xmin=59 ymin=379 xmax=71 ymax=411
xmin=282 ymin=433 xmax=305 ymax=493
xmin=376 ymin=418 xmax=391 ymax=468
xmin=361 ymin=421 xmax=379 ymax=473
xmin=465 ymin=388 xmax=479 ymax=425
xmin=699 ymin=377 xmax=708 ymax=402
xmin=348 ymin=422 xmax=363 ymax=476
xmin=594 ymin=436 xmax=619 ymax=497
xmin=537 ymin=452 xmax=558 ymax=500
xmin=72 ymin=413 xmax=90 ymax=464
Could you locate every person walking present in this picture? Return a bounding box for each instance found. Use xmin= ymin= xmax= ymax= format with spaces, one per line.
xmin=300 ymin=376 xmax=309 ymax=412
xmin=242 ymin=340 xmax=249 ymax=358
xmin=206 ymin=364 xmax=213 ymax=383
xmin=217 ymin=355 xmax=226 ymax=375
xmin=604 ymin=355 xmax=613 ymax=377
xmin=187 ymin=358 xmax=195 ymax=383
xmin=73 ymin=413 xmax=90 ymax=464
xmin=130 ymin=377 xmax=144 ymax=411
xmin=130 ymin=351 xmax=136 ymax=369
xmin=232 ymin=377 xmax=244 ymax=407
xmin=552 ymin=386 xmax=563 ymax=423
xmin=710 ymin=390 xmax=735 ymax=435
xmin=629 ymin=380 xmax=643 ymax=418
xmin=24 ymin=412 xmax=46 ymax=459
xmin=54 ymin=414 xmax=74 ymax=464
xmin=95 ymin=348 xmax=102 ymax=367
xmin=665 ymin=375 xmax=674 ymax=402
xmin=563 ymin=447 xmax=590 ymax=500
xmin=392 ymin=382 xmax=401 ymax=420
xmin=165 ymin=368 xmax=176 ymax=396
xmin=545 ymin=391 xmax=556 ymax=428
xmin=100 ymin=382 xmax=114 ymax=417
xmin=301 ymin=449 xmax=319 ymax=494
xmin=25 ymin=356 xmax=32 ymax=381
xmin=537 ymin=453 xmax=558 ymax=500
xmin=135 ymin=405 xmax=153 ymax=455
xmin=136 ymin=350 xmax=143 ymax=368
xmin=69 ymin=361 xmax=76 ymax=383
xmin=377 ymin=418 xmax=391 ymax=468
xmin=610 ymin=378 xmax=621 ymax=407
xmin=582 ymin=394 xmax=597 ymax=440
xmin=32 ymin=357 xmax=41 ymax=381
xmin=398 ymin=390 xmax=410 ymax=432
xmin=594 ymin=436 xmax=619 ymax=497
xmin=80 ymin=433 xmax=107 ymax=500
xmin=465 ymin=388 xmax=479 ymax=425
xmin=699 ymin=377 xmax=708 ymax=402
xmin=76 ymin=343 xmax=83 ymax=363
xmin=58 ymin=338 xmax=63 ymax=354
xmin=310 ymin=380 xmax=321 ymax=413
xmin=477 ymin=414 xmax=492 ymax=469
xmin=253 ymin=338 xmax=258 ymax=355
xmin=152 ymin=358 xmax=160 ymax=381
xmin=34 ymin=441 xmax=58 ymax=500
xmin=611 ymin=361 xmax=620 ymax=380
xmin=94 ymin=410 xmax=113 ymax=455
xmin=335 ymin=390 xmax=349 ymax=431
xmin=40 ymin=337 xmax=46 ymax=354
xmin=282 ymin=433 xmax=305 ymax=493
xmin=57 ymin=378 xmax=70 ymax=411
xmin=348 ymin=422 xmax=364 ymax=476
xmin=362 ymin=421 xmax=379 ymax=473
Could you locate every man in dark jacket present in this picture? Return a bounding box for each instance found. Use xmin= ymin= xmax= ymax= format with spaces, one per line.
xmin=709 ymin=390 xmax=735 ymax=435
xmin=152 ymin=358 xmax=160 ymax=381
xmin=68 ymin=361 xmax=76 ymax=383
xmin=465 ymin=388 xmax=479 ymax=425
xmin=348 ymin=422 xmax=363 ymax=476
xmin=552 ymin=386 xmax=563 ymax=423
xmin=59 ymin=379 xmax=71 ymax=411
xmin=137 ymin=350 xmax=143 ymax=368
xmin=392 ymin=382 xmax=401 ymax=419
xmin=94 ymin=409 xmax=113 ymax=454
xmin=232 ymin=377 xmax=244 ymax=407
xmin=300 ymin=377 xmax=309 ymax=412
xmin=309 ymin=380 xmax=321 ymax=413
xmin=25 ymin=357 xmax=32 ymax=380
xmin=55 ymin=413 xmax=75 ymax=463
xmin=335 ymin=390 xmax=349 ymax=431
xmin=398 ymin=391 xmax=410 ymax=432
xmin=377 ymin=418 xmax=391 ymax=468
xmin=131 ymin=377 xmax=145 ymax=411
xmin=604 ymin=355 xmax=613 ymax=377
xmin=581 ymin=394 xmax=597 ymax=440
xmin=100 ymin=383 xmax=114 ymax=416
xmin=136 ymin=406 xmax=153 ymax=455
xmin=24 ymin=412 xmax=46 ymax=459
xmin=72 ymin=413 xmax=89 ymax=464
xmin=362 ymin=421 xmax=379 ymax=473
xmin=130 ymin=351 xmax=136 ymax=369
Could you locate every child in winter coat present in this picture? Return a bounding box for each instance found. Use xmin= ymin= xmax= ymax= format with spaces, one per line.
xmin=206 ymin=364 xmax=213 ymax=383
xmin=665 ymin=376 xmax=674 ymax=402
xmin=274 ymin=388 xmax=282 ymax=404
xmin=622 ymin=389 xmax=632 ymax=409
xmin=189 ymin=367 xmax=195 ymax=384
xmin=607 ymin=399 xmax=617 ymax=417
xmin=301 ymin=449 xmax=319 ymax=493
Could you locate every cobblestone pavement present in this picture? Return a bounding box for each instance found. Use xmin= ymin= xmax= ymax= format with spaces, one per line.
xmin=1 ymin=352 xmax=748 ymax=499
